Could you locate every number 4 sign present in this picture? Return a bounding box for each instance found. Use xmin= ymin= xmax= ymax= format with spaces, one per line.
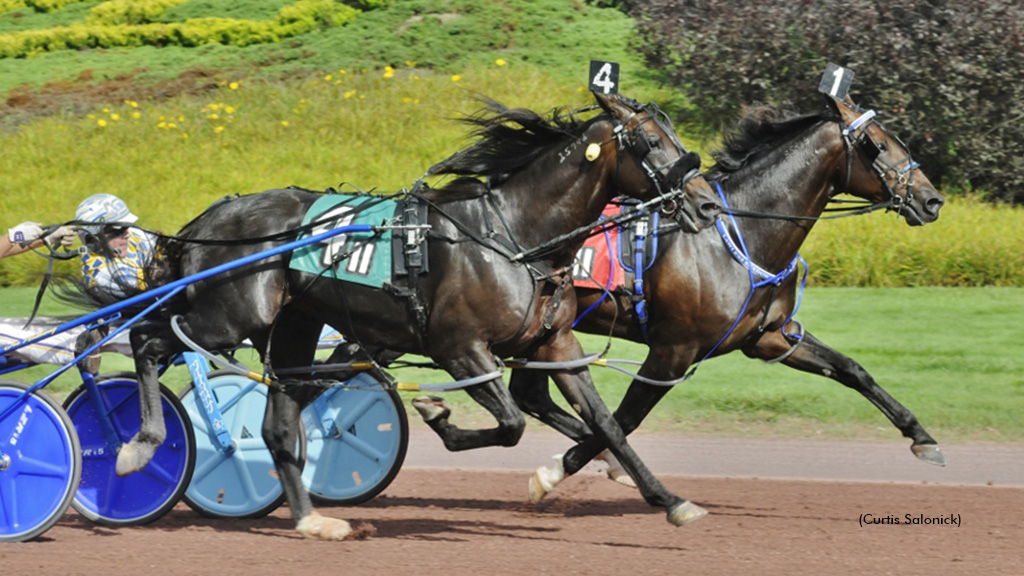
xmin=589 ymin=60 xmax=619 ymax=94
xmin=818 ymin=63 xmax=854 ymax=99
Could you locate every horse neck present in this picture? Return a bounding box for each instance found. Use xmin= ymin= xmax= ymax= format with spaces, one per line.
xmin=488 ymin=123 xmax=617 ymax=261
xmin=717 ymin=120 xmax=845 ymax=271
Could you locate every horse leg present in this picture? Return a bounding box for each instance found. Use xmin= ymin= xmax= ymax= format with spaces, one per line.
xmin=509 ymin=368 xmax=637 ymax=486
xmin=528 ymin=333 xmax=705 ymax=526
xmin=525 ymin=345 xmax=683 ymax=489
xmin=412 ymin=348 xmax=525 ymax=451
xmin=509 ymin=368 xmax=591 ymax=441
xmin=116 ymin=320 xmax=181 ymax=476
xmin=263 ymin=312 xmax=355 ymax=539
xmin=263 ymin=381 xmax=354 ymax=539
xmin=745 ymin=328 xmax=945 ymax=466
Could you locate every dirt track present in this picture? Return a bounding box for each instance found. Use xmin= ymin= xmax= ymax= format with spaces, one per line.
xmin=4 ymin=430 xmax=1023 ymax=575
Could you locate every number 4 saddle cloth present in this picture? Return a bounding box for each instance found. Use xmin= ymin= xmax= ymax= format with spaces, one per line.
xmin=289 ymin=192 xmax=428 ymax=290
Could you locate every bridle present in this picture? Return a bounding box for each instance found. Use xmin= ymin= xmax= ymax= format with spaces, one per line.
xmin=836 ymin=102 xmax=921 ymax=218
xmin=602 ymin=98 xmax=705 ymax=224
xmin=502 ymin=100 xmax=706 ymax=264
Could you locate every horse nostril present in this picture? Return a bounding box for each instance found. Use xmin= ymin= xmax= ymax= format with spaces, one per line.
xmin=926 ymin=196 xmax=944 ymax=216
xmin=701 ymin=201 xmax=723 ymax=219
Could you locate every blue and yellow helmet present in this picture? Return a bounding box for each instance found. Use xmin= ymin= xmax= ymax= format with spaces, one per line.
xmin=75 ymin=194 xmax=138 ymax=238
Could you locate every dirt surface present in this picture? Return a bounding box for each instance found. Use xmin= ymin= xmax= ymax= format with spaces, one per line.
xmin=4 ymin=430 xmax=1022 ymax=576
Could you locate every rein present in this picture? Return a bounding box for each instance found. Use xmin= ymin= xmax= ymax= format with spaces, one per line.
xmin=507 ymin=172 xmax=702 ymax=263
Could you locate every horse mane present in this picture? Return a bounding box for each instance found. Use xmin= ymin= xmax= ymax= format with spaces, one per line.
xmin=707 ymin=104 xmax=831 ymax=181
xmin=427 ymin=98 xmax=593 ymax=182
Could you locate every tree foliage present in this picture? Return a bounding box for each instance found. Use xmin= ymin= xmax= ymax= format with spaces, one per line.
xmin=629 ymin=0 xmax=1024 ymax=203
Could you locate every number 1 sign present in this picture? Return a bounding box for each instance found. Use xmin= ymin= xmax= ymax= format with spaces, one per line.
xmin=818 ymin=63 xmax=854 ymax=99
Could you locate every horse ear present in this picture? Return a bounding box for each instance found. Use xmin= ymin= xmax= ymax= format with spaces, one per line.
xmin=592 ymin=90 xmax=617 ymax=115
xmin=822 ymin=92 xmax=859 ymax=117
xmin=822 ymin=92 xmax=841 ymax=115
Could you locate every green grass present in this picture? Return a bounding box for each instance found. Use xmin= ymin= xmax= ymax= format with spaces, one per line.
xmin=0 ymin=0 xmax=644 ymax=95
xmin=3 ymin=286 xmax=1022 ymax=443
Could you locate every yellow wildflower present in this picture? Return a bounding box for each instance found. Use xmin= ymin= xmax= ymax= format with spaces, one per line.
xmin=229 ymin=82 xmax=240 ymax=90
xmin=97 ymin=119 xmax=107 ymax=127
xmin=451 ymin=74 xmax=462 ymax=82
xmin=495 ymin=59 xmax=506 ymax=66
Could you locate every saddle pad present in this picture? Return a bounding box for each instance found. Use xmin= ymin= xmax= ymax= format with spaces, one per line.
xmin=290 ymin=194 xmax=396 ymax=289
xmin=573 ymin=204 xmax=626 ymax=290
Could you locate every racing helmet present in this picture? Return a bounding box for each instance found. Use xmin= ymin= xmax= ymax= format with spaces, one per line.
xmin=75 ymin=194 xmax=138 ymax=238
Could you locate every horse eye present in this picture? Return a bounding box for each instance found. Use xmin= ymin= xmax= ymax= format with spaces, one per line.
xmin=877 ymin=142 xmax=888 ymax=153
xmin=647 ymin=134 xmax=662 ymax=148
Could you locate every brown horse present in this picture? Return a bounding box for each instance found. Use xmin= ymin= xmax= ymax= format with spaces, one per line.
xmin=510 ymin=94 xmax=946 ymax=502
xmin=111 ymin=92 xmax=722 ymax=539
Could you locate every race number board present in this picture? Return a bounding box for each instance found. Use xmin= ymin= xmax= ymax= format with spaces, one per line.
xmin=589 ymin=60 xmax=619 ymax=94
xmin=818 ymin=63 xmax=854 ymax=99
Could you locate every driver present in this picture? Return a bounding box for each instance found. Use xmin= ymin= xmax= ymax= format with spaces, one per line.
xmin=74 ymin=193 xmax=156 ymax=297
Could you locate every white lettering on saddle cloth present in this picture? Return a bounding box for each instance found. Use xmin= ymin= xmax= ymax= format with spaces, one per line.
xmin=311 ymin=205 xmax=376 ymax=276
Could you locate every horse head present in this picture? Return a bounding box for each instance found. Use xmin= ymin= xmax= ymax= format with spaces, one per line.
xmin=592 ymin=92 xmax=721 ymax=232
xmin=827 ymin=95 xmax=944 ymax=226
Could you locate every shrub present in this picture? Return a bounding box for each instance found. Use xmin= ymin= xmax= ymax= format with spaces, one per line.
xmin=629 ymin=0 xmax=1024 ymax=204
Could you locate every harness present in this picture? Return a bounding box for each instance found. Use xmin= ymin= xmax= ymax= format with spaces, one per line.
xmin=620 ymin=209 xmax=658 ymax=342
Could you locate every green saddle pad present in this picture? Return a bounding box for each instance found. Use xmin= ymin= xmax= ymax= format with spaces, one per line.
xmin=290 ymin=194 xmax=396 ymax=288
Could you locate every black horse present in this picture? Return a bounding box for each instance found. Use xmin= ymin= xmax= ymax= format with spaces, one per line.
xmin=113 ymin=92 xmax=723 ymax=539
xmin=510 ymin=95 xmax=946 ymax=501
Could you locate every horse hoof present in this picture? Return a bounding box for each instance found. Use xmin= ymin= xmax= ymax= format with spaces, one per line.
xmin=912 ymin=443 xmax=946 ymax=467
xmin=667 ymin=500 xmax=708 ymax=526
xmin=412 ymin=396 xmax=451 ymax=422
xmin=595 ymin=450 xmax=637 ymax=489
xmin=115 ymin=440 xmax=158 ymax=476
xmin=528 ymin=454 xmax=565 ymax=504
xmin=296 ymin=512 xmax=353 ymax=541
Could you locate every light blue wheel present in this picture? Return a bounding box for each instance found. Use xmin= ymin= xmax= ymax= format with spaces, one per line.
xmin=63 ymin=374 xmax=195 ymax=527
xmin=179 ymin=372 xmax=304 ymax=519
xmin=0 ymin=380 xmax=81 ymax=542
xmin=303 ymin=372 xmax=408 ymax=505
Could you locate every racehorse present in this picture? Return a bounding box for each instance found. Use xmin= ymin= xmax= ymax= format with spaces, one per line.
xmin=510 ymin=94 xmax=946 ymax=502
xmin=112 ymin=92 xmax=723 ymax=539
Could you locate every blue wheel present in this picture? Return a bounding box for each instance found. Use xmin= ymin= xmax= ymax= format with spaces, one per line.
xmin=63 ymin=373 xmax=195 ymax=526
xmin=0 ymin=380 xmax=81 ymax=542
xmin=303 ymin=372 xmax=408 ymax=505
xmin=179 ymin=372 xmax=305 ymax=519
